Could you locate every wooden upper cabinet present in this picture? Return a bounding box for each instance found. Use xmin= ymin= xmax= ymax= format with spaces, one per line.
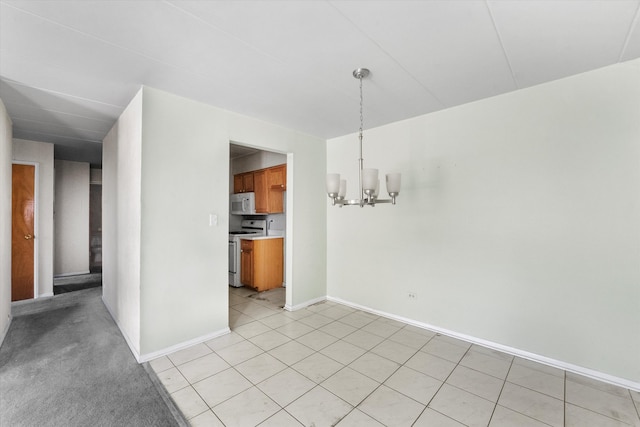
xmin=234 ymin=164 xmax=286 ymax=213
xmin=267 ymin=164 xmax=286 ymax=191
xmin=253 ymin=170 xmax=267 ymax=213
xmin=233 ymin=172 xmax=254 ymax=193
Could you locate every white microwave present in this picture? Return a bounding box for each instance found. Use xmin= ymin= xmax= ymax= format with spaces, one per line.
xmin=230 ymin=192 xmax=256 ymax=215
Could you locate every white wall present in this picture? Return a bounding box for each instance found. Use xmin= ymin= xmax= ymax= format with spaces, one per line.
xmin=12 ymin=139 xmax=54 ymax=297
xmin=0 ymin=98 xmax=12 ymax=345
xmin=327 ymin=60 xmax=640 ymax=386
xmin=54 ymin=160 xmax=90 ymax=276
xmin=137 ymin=87 xmax=326 ymax=356
xmin=102 ymin=89 xmax=143 ymax=356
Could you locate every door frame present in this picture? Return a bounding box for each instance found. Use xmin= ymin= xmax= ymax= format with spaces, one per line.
xmin=12 ymin=161 xmax=39 ymax=300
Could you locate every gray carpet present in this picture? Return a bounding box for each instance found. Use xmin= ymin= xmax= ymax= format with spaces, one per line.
xmin=0 ymin=288 xmax=187 ymax=427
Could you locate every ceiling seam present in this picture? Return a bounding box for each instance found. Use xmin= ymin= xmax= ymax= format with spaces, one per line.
xmin=326 ymin=0 xmax=446 ymax=109
xmin=11 ymin=116 xmax=108 ymax=135
xmin=164 ymin=0 xmax=363 ymax=105
xmin=1 ymin=100 xmax=116 ymax=124
xmin=2 ymin=78 xmax=124 ymax=109
xmin=617 ymin=1 xmax=640 ymax=62
xmin=13 ymin=128 xmax=103 ymax=144
xmin=484 ymin=0 xmax=520 ymax=90
xmin=0 ymin=1 xmax=240 ymax=97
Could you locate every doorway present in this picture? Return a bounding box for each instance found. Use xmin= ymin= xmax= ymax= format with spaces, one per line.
xmin=11 ymin=163 xmax=36 ymax=301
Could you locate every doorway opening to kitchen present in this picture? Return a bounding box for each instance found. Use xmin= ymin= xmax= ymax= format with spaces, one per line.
xmin=229 ymin=142 xmax=291 ymax=329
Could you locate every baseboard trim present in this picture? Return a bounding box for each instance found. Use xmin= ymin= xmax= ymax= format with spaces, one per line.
xmin=0 ymin=314 xmax=12 ymax=348
xmin=139 ymin=328 xmax=231 ymax=363
xmin=285 ymin=295 xmax=326 ymax=312
xmin=327 ymin=295 xmax=640 ymax=393
xmin=101 ymin=296 xmax=142 ymax=362
xmin=54 ymin=271 xmax=91 ymax=278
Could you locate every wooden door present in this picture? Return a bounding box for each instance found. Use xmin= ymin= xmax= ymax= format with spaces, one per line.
xmin=12 ymin=164 xmax=35 ymax=301
xmin=267 ymin=165 xmax=286 ymax=213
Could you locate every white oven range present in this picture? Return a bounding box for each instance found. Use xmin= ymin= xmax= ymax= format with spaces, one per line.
xmin=228 ymin=219 xmax=267 ymax=287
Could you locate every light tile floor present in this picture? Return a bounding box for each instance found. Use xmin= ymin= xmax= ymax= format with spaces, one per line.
xmin=151 ymin=286 xmax=640 ymax=427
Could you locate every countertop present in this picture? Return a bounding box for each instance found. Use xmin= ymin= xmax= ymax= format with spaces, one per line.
xmin=239 ymin=235 xmax=284 ymax=241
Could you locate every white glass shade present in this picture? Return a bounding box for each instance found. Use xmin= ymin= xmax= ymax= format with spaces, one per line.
xmin=362 ymin=168 xmax=379 ymax=191
xmin=326 ymin=173 xmax=340 ymax=194
xmin=338 ymin=180 xmax=347 ymax=198
xmin=386 ymin=173 xmax=401 ymax=194
xmin=373 ymin=179 xmax=380 ymax=197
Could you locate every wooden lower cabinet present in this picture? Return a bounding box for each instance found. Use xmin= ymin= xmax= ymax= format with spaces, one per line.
xmin=240 ymin=238 xmax=283 ymax=292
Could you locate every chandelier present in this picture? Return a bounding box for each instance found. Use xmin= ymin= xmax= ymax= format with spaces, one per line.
xmin=326 ymin=68 xmax=401 ymax=207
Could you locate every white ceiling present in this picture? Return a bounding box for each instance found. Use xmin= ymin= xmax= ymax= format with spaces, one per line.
xmin=2 ymin=0 xmax=640 ymax=165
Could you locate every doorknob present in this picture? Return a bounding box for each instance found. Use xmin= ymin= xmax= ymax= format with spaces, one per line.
xmin=24 ymin=234 xmax=32 ymax=240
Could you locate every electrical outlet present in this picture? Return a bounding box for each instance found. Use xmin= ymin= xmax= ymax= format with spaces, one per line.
xmin=408 ymin=292 xmax=418 ymax=300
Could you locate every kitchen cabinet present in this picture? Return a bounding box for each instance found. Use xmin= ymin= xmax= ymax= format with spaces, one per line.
xmin=233 ymin=172 xmax=254 ymax=193
xmin=254 ymin=170 xmax=267 ymax=213
xmin=240 ymin=238 xmax=283 ymax=292
xmin=254 ymin=164 xmax=286 ymax=214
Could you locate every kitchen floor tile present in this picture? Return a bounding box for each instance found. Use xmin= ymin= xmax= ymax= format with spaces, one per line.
xmin=148 ymin=355 xmax=173 ymax=373
xmin=297 ymin=312 xmax=334 ymax=329
xmin=275 ymin=321 xmax=314 ymax=339
xmin=335 ymin=409 xmax=385 ymax=426
xmin=177 ymin=352 xmax=230 ymax=384
xmin=249 ymin=329 xmax=291 ymax=351
xmin=259 ymin=312 xmax=294 ymax=329
xmin=292 ymin=352 xmax=344 ymax=383
xmin=421 ymin=336 xmax=470 ymax=363
xmin=446 ymin=365 xmax=505 ymax=402
xmin=189 ymin=410 xmax=225 ymax=427
xmin=232 ymin=320 xmax=272 ymax=339
xmin=321 ymin=367 xmax=380 ymax=406
xmin=229 ymin=310 xmax=254 ymax=328
xmin=405 ymin=350 xmax=457 ymax=381
xmin=204 ymin=331 xmax=245 ymax=352
xmin=319 ymin=320 xmax=358 ymax=339
xmin=370 ymin=339 xmax=417 ymax=364
xmin=402 ymin=324 xmax=438 ymax=337
xmin=258 ymin=410 xmax=304 ymax=427
xmin=470 ymin=344 xmax=514 ymax=363
xmin=348 ymin=351 xmax=400 ymax=383
xmin=459 ymin=348 xmax=512 ymax=380
xmin=170 ymin=386 xmax=208 ymax=420
xmin=489 ymin=405 xmax=551 ymax=427
xmin=341 ymin=329 xmax=385 ymax=350
xmin=566 ymin=371 xmax=632 ymax=398
xmin=506 ymin=362 xmax=564 ymax=399
xmin=267 ymin=340 xmax=314 ymax=366
xmin=281 ymin=308 xmax=313 ymax=321
xmin=357 ymin=384 xmax=425 ymax=426
xmin=156 ymin=366 xmax=189 ymax=393
xmin=296 ymin=329 xmax=338 ymax=351
xmin=498 ymin=381 xmax=564 ymax=427
xmin=215 ymin=339 xmax=263 ymax=366
xmin=213 ymin=386 xmax=280 ymax=427
xmin=234 ymin=352 xmax=287 ymax=384
xmin=285 ymin=386 xmax=353 ymax=427
xmin=361 ymin=318 xmax=402 ymax=338
xmin=512 ymin=356 xmax=565 ymax=378
xmin=339 ymin=312 xmax=377 ymax=328
xmin=320 ymin=340 xmax=367 ymax=365
xmin=257 ymin=367 xmax=316 ymax=407
xmin=565 ymin=402 xmax=632 ymax=427
xmin=319 ymin=305 xmax=354 ymax=320
xmin=384 ymin=365 xmax=442 ymax=405
xmin=387 ymin=328 xmax=432 ymax=349
xmin=192 ymin=368 xmax=252 ymax=407
xmin=167 ymin=343 xmax=212 ymax=366
xmin=565 ymin=379 xmax=640 ymax=425
xmin=413 ymin=408 xmax=466 ymax=426
xmin=428 ymin=383 xmax=496 ymax=427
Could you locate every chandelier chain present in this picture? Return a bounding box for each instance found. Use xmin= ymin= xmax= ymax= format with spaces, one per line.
xmin=359 ymin=75 xmax=364 ymax=142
